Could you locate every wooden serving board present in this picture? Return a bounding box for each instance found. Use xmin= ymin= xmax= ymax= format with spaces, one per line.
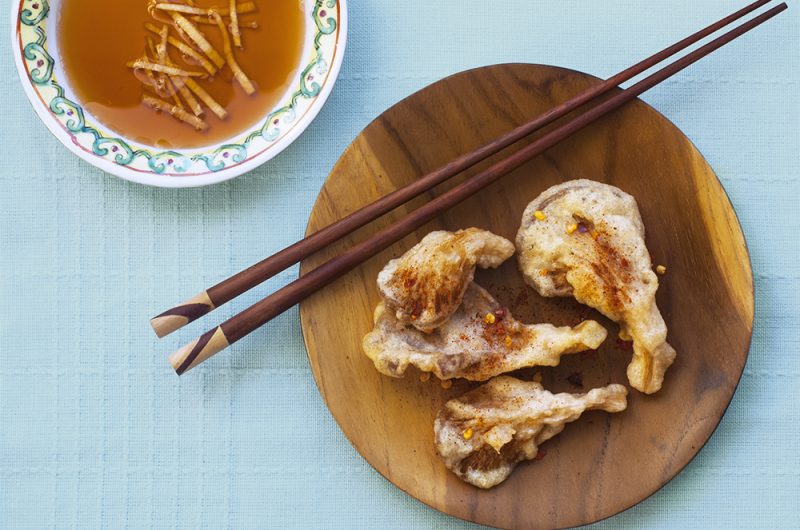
xmin=299 ymin=64 xmax=753 ymax=529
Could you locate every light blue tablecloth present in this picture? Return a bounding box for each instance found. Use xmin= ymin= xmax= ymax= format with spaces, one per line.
xmin=1 ymin=0 xmax=798 ymax=528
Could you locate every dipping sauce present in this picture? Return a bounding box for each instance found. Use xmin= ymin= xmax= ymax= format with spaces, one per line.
xmin=58 ymin=0 xmax=306 ymax=149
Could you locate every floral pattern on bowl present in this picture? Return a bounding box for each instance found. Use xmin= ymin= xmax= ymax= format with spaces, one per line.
xmin=12 ymin=0 xmax=347 ymax=187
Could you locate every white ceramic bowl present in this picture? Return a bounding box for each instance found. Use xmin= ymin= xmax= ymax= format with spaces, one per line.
xmin=11 ymin=0 xmax=347 ymax=187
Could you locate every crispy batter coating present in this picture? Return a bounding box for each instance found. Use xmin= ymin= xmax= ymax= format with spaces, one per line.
xmin=362 ymin=283 xmax=607 ymax=381
xmin=377 ymin=228 xmax=515 ymax=332
xmin=434 ymin=376 xmax=627 ymax=488
xmin=516 ymin=179 xmax=676 ymax=393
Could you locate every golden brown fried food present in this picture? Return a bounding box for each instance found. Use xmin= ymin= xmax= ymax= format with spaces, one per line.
xmin=377 ymin=228 xmax=515 ymax=331
xmin=435 ymin=376 xmax=627 ymax=488
xmin=516 ymin=179 xmax=676 ymax=394
xmin=362 ymin=283 xmax=607 ymax=381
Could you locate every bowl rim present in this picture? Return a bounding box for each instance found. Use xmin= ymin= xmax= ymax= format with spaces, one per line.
xmin=10 ymin=0 xmax=348 ymax=188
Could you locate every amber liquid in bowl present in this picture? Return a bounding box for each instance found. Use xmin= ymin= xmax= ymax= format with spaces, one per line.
xmin=57 ymin=0 xmax=305 ymax=149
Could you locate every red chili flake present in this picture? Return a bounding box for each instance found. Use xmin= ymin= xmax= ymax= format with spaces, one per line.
xmin=616 ymin=338 xmax=633 ymax=350
xmin=567 ymin=372 xmax=583 ymax=387
xmin=534 ymin=449 xmax=548 ymax=461
xmin=494 ymin=308 xmax=507 ymax=321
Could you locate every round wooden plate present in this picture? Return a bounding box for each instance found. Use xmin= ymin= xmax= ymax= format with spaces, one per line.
xmin=299 ymin=64 xmax=753 ymax=529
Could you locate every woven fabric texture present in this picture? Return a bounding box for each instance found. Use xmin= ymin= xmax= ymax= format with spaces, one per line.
xmin=1 ymin=0 xmax=798 ymax=528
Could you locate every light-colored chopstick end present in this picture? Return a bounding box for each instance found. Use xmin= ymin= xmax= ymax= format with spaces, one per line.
xmin=151 ymin=291 xmax=215 ymax=338
xmin=168 ymin=326 xmax=231 ymax=375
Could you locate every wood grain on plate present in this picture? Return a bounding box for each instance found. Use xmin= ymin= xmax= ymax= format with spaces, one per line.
xmin=299 ymin=64 xmax=753 ymax=529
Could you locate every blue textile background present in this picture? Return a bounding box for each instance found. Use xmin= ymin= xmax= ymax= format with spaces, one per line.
xmin=1 ymin=0 xmax=798 ymax=528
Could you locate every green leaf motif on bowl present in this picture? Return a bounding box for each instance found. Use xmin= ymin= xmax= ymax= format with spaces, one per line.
xmin=20 ymin=0 xmax=49 ymax=25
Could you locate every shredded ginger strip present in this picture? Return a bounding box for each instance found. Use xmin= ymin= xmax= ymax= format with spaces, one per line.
xmin=229 ymin=0 xmax=242 ymax=48
xmin=189 ymin=16 xmax=258 ymax=29
xmin=185 ymin=79 xmax=228 ymax=120
xmin=168 ymin=12 xmax=226 ymax=69
xmin=128 ymin=58 xmax=206 ymax=78
xmin=142 ymin=95 xmax=208 ymax=131
xmin=154 ymin=2 xmax=256 ymax=16
xmin=145 ymin=22 xmax=216 ymax=75
xmin=211 ymin=11 xmax=255 ymax=95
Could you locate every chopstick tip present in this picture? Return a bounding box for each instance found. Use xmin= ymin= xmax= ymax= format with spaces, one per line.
xmin=168 ymin=326 xmax=231 ymax=375
xmin=151 ymin=292 xmax=216 ymax=338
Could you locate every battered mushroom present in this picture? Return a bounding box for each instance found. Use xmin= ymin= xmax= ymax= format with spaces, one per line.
xmin=377 ymin=228 xmax=515 ymax=332
xmin=516 ymin=179 xmax=676 ymax=394
xmin=362 ymin=283 xmax=607 ymax=381
xmin=435 ymin=376 xmax=628 ymax=489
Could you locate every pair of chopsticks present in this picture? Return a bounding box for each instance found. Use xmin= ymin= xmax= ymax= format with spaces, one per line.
xmin=153 ymin=0 xmax=787 ymax=375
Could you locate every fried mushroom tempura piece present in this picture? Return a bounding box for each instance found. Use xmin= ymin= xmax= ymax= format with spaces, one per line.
xmin=434 ymin=376 xmax=627 ymax=488
xmin=363 ymin=283 xmax=607 ymax=381
xmin=516 ymin=179 xmax=676 ymax=394
xmin=377 ymin=228 xmax=515 ymax=332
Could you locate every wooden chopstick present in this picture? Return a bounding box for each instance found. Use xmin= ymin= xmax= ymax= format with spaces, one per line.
xmin=149 ymin=0 xmax=773 ymax=339
xmin=167 ymin=2 xmax=787 ymax=375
